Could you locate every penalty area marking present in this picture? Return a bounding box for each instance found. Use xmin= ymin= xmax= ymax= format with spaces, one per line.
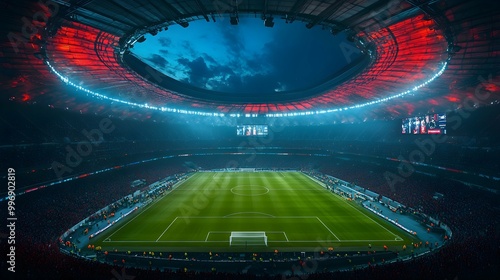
xmin=114 ymin=215 xmax=398 ymax=244
xmin=153 ymin=216 xmax=333 ymax=243
xmin=223 ymin=212 xmax=276 ymax=218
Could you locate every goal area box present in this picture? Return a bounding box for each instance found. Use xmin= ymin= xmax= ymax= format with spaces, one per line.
xmin=229 ymin=231 xmax=268 ymax=246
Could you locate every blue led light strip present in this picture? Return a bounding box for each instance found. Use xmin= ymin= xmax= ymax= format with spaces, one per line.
xmin=46 ymin=60 xmax=448 ymax=118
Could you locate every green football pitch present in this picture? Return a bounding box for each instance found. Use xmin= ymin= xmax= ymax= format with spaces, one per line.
xmin=93 ymin=172 xmax=418 ymax=252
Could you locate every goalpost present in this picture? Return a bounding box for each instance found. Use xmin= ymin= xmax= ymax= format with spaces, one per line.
xmin=229 ymin=231 xmax=268 ymax=246
xmin=239 ymin=168 xmax=256 ymax=172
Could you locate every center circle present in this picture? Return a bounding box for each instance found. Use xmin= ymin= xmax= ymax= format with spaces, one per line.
xmin=231 ymin=185 xmax=269 ymax=196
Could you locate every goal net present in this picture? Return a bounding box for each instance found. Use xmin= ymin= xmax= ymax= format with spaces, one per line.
xmin=229 ymin=231 xmax=268 ymax=246
xmin=239 ymin=168 xmax=256 ymax=172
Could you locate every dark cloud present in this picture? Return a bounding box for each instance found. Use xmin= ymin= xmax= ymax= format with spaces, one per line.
xmin=205 ymin=64 xmax=239 ymax=91
xmin=180 ymin=40 xmax=196 ymax=57
xmin=256 ymin=27 xmax=346 ymax=91
xmin=211 ymin=64 xmax=235 ymax=77
xmin=201 ymin=53 xmax=218 ymax=66
xmin=188 ymin=57 xmax=211 ymax=86
xmin=207 ymin=73 xmax=244 ymax=92
xmin=217 ymin=23 xmax=246 ymax=59
xmin=177 ymin=57 xmax=190 ymax=66
xmin=177 ymin=57 xmax=212 ymax=87
xmin=245 ymin=54 xmax=268 ymax=73
xmin=174 ymin=51 xmax=277 ymax=93
xmin=175 ymin=53 xmax=242 ymax=91
xmin=147 ymin=54 xmax=167 ymax=69
xmin=141 ymin=21 xmax=362 ymax=95
xmin=158 ymin=37 xmax=171 ymax=47
xmin=224 ymin=74 xmax=243 ymax=90
xmin=206 ymin=22 xmax=359 ymax=94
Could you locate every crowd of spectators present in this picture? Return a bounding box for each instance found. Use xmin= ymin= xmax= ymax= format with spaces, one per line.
xmin=316 ymin=160 xmax=498 ymax=279
xmin=2 ymin=103 xmax=499 ymax=185
xmin=184 ymin=154 xmax=319 ymax=171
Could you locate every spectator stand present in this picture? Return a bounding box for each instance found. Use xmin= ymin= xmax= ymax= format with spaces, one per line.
xmin=59 ymin=173 xmax=192 ymax=257
xmin=306 ymin=172 xmax=450 ymax=262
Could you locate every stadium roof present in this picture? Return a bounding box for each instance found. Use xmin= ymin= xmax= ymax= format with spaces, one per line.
xmin=1 ymin=0 xmax=498 ymax=121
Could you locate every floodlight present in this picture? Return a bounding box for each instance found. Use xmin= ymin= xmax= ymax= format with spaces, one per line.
xmin=230 ymin=15 xmax=239 ymax=25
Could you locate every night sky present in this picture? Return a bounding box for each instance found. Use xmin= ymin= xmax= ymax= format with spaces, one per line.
xmin=132 ymin=17 xmax=361 ymax=94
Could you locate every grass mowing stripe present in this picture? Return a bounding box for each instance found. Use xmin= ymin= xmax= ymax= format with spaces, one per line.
xmin=93 ymin=171 xmax=418 ymax=252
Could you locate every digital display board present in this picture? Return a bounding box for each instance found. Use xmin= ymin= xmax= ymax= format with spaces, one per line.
xmin=402 ymin=113 xmax=446 ymax=134
xmin=236 ymin=125 xmax=268 ymax=136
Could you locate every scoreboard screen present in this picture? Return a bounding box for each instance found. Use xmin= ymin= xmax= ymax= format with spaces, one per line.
xmin=236 ymin=125 xmax=268 ymax=136
xmin=402 ymin=113 xmax=446 ymax=134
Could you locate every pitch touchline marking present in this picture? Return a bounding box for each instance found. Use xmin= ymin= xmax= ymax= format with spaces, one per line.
xmin=269 ymin=240 xmax=403 ymax=243
xmin=104 ymin=240 xmax=228 ymax=243
xmin=316 ymin=217 xmax=341 ymax=241
xmin=301 ymin=173 xmax=329 ymax=189
xmin=171 ymin=189 xmax=327 ymax=192
xmin=103 ymin=174 xmax=195 ymax=240
xmin=156 ymin=217 xmax=178 ymax=242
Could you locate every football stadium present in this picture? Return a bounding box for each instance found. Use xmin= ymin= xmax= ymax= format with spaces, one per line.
xmin=1 ymin=0 xmax=499 ymax=279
